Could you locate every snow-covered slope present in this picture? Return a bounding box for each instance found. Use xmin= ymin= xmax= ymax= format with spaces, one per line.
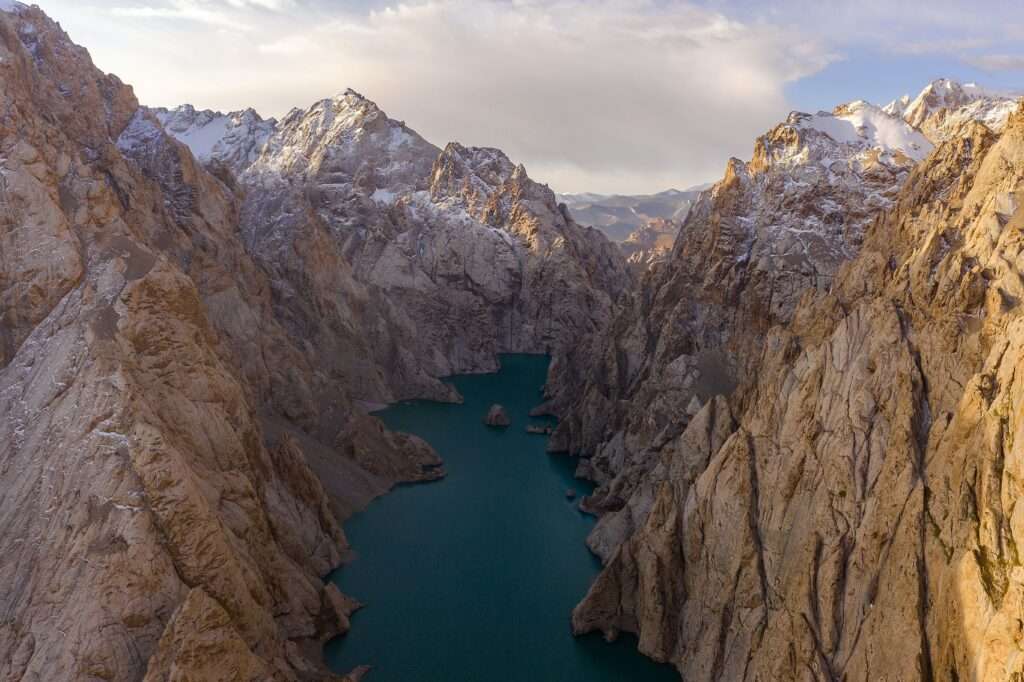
xmin=151 ymin=104 xmax=277 ymax=171
xmin=885 ymin=78 xmax=1019 ymax=142
xmin=792 ymin=99 xmax=932 ymax=162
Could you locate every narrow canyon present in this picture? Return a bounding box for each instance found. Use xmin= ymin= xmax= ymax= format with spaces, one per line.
xmin=2 ymin=3 xmax=1024 ymax=681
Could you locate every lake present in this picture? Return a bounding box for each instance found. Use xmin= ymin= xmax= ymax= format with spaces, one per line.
xmin=324 ymin=354 xmax=679 ymax=681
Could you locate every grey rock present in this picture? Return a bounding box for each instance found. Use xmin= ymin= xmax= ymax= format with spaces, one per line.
xmin=484 ymin=404 xmax=511 ymax=427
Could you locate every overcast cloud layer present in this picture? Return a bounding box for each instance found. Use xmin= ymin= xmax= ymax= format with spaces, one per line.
xmin=36 ymin=0 xmax=1024 ymax=193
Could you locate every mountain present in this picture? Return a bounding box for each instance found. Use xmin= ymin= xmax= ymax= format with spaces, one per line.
xmin=550 ymin=79 xmax=1024 ymax=680
xmin=548 ymin=95 xmax=939 ymax=465
xmin=884 ymin=77 xmax=1018 ymax=142
xmin=557 ymin=187 xmax=707 ymax=242
xmin=150 ymin=104 xmax=276 ymax=171
xmin=618 ymin=218 xmax=679 ymax=273
xmin=0 ymin=5 xmax=630 ymax=680
xmin=0 ymin=6 xmax=368 ymax=680
xmin=6 ymin=2 xmax=1024 ymax=678
xmin=152 ymin=90 xmax=630 ymax=390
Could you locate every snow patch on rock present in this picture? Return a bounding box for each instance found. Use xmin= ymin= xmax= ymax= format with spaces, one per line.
xmin=797 ymin=100 xmax=932 ymax=161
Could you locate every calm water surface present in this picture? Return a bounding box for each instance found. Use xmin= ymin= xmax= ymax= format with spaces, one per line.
xmin=325 ymin=354 xmax=679 ymax=681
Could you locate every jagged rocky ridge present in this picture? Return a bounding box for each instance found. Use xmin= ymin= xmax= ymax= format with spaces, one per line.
xmin=547 ymin=82 xmax=1016 ymax=542
xmin=0 ymin=4 xmax=629 ymax=680
xmin=150 ymin=91 xmax=630 ymax=397
xmin=559 ymin=80 xmax=1024 ymax=678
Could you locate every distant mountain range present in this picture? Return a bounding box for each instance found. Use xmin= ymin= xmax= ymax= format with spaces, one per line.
xmin=557 ymin=186 xmax=710 ymax=242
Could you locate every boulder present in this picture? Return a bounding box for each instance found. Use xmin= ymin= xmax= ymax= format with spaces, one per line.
xmin=484 ymin=404 xmax=511 ymax=427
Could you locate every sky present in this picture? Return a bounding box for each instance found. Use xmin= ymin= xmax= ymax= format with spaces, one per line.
xmin=30 ymin=0 xmax=1024 ymax=194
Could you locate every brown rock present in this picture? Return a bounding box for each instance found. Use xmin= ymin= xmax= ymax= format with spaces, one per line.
xmin=567 ymin=98 xmax=1024 ymax=680
xmin=142 ymin=588 xmax=270 ymax=682
xmin=321 ymin=583 xmax=363 ymax=638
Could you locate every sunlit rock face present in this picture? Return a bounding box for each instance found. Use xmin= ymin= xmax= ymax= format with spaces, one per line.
xmin=0 ymin=5 xmax=359 ymax=679
xmin=547 ymin=95 xmax=940 ymax=505
xmin=562 ymin=81 xmax=1024 ymax=680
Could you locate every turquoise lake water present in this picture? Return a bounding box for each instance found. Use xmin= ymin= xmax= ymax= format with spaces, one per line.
xmin=324 ymin=354 xmax=679 ymax=681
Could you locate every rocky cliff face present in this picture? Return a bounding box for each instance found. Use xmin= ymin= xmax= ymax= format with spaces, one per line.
xmin=0 ymin=4 xmax=632 ymax=680
xmin=0 ymin=6 xmax=359 ymax=679
xmin=0 ymin=5 xmax=458 ymax=680
xmin=547 ymin=98 xmax=935 ymax=524
xmin=158 ymin=91 xmax=630 ymax=399
xmin=563 ymin=83 xmax=1024 ymax=678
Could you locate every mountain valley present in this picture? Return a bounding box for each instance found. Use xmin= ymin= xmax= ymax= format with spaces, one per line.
xmin=3 ymin=2 xmax=1024 ymax=680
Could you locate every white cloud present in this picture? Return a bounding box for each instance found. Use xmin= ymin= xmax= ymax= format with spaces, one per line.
xmin=110 ymin=0 xmax=250 ymax=29
xmin=257 ymin=33 xmax=314 ymax=54
xmin=43 ymin=0 xmax=839 ymax=193
xmin=966 ymin=54 xmax=1024 ymax=72
xmin=287 ymin=0 xmax=836 ymax=192
xmin=885 ymin=37 xmax=993 ymax=57
xmin=225 ymin=0 xmax=293 ymax=8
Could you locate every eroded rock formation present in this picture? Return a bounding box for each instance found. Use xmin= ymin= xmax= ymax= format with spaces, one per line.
xmin=547 ymin=82 xmax=1017 ymax=556
xmin=0 ymin=6 xmax=360 ymax=678
xmin=0 ymin=4 xmax=632 ymax=679
xmin=567 ymin=87 xmax=1024 ymax=680
xmin=7 ymin=1 xmax=1024 ymax=679
xmin=156 ymin=92 xmax=631 ymax=397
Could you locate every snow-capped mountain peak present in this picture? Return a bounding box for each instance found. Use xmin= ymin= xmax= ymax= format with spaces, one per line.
xmin=885 ymin=78 xmax=1019 ymax=142
xmin=882 ymin=94 xmax=911 ymax=117
xmin=248 ymin=90 xmax=439 ymax=199
xmin=903 ymin=78 xmax=989 ymax=126
xmin=790 ymin=99 xmax=932 ymax=162
xmin=150 ymin=104 xmax=276 ymax=171
xmin=753 ymin=99 xmax=930 ymax=177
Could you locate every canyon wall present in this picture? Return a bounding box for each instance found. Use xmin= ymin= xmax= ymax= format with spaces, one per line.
xmin=0 ymin=5 xmax=628 ymax=679
xmin=566 ymin=83 xmax=1024 ymax=680
xmin=7 ymin=2 xmax=1024 ymax=679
